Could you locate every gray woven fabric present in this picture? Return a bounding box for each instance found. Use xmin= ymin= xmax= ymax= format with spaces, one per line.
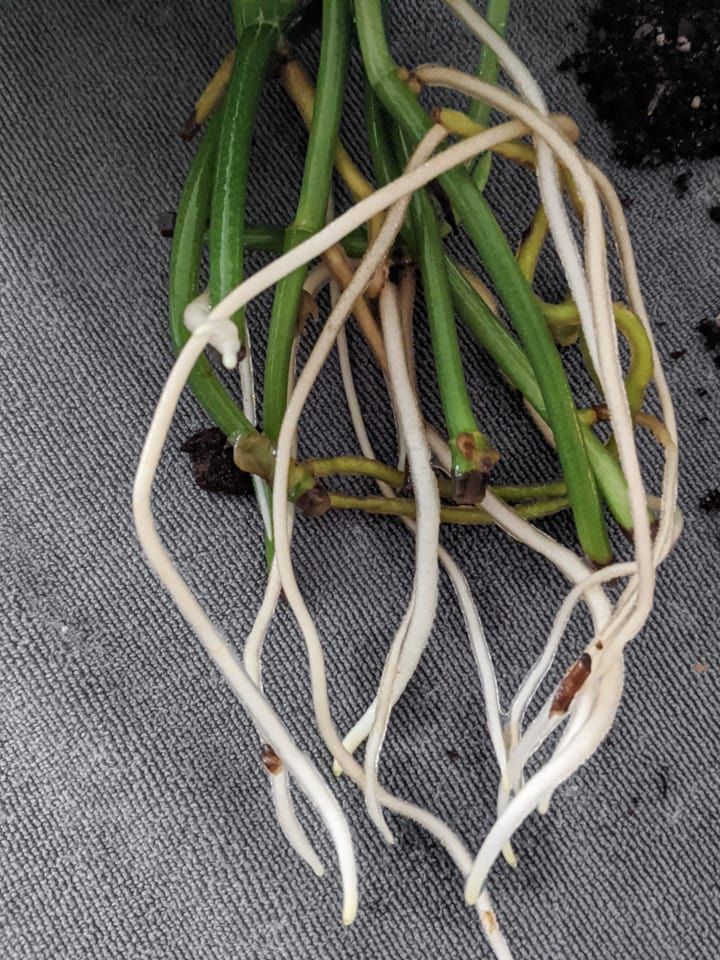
xmin=2 ymin=1 xmax=719 ymax=957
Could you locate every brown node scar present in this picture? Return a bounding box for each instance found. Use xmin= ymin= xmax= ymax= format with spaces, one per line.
xmin=296 ymin=485 xmax=331 ymax=518
xmin=452 ymin=470 xmax=488 ymax=505
xmin=261 ymin=744 xmax=283 ymax=775
xmin=550 ymin=653 xmax=592 ymax=715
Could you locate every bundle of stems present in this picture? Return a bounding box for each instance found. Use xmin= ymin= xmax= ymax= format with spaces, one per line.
xmin=133 ymin=0 xmax=679 ymax=953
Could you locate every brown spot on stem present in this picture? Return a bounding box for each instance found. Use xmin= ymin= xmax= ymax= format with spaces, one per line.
xmin=180 ymin=111 xmax=200 ymax=142
xmin=296 ymin=485 xmax=331 ymax=518
xmin=261 ymin=744 xmax=283 ymax=775
xmin=550 ymin=653 xmax=592 ymax=715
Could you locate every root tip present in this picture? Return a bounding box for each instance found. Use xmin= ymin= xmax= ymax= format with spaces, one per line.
xmin=342 ymin=901 xmax=358 ymax=926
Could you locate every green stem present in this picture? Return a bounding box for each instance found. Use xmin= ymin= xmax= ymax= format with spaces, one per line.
xmin=306 ymin=455 xmax=411 ymax=492
xmin=517 ymin=205 xmax=548 ymax=285
xmin=238 ymin=442 xmax=567 ymax=505
xmin=468 ymin=0 xmax=511 ymax=191
xmin=364 ymin=80 xmax=420 ymax=253
xmin=168 ymin=114 xmax=254 ymax=442
xmin=327 ymin=492 xmax=569 ymax=525
xmin=262 ymin=0 xmax=351 ymax=441
xmin=393 ymin=127 xmax=498 ymax=492
xmin=446 ymin=260 xmax=633 ymax=530
xmin=493 ymin=480 xmax=567 ymax=501
xmin=355 ymin=0 xmax=612 ymax=563
xmin=232 ymin=0 xmax=298 ymax=31
xmin=209 ymin=23 xmax=282 ymax=342
xmin=311 ymin=455 xmax=567 ymax=503
xmin=364 ymin=79 xmax=400 ymax=189
xmin=242 ymin=223 xmax=367 ymax=257
xmin=540 ymin=301 xmax=654 ymax=418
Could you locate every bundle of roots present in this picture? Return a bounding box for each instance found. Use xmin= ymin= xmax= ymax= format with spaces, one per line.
xmin=132 ymin=1 xmax=679 ymax=954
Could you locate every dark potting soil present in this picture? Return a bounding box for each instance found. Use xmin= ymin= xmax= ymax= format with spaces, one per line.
xmin=565 ymin=1 xmax=720 ymax=166
xmin=698 ymin=315 xmax=720 ymax=367
xmin=181 ymin=427 xmax=253 ymax=496
xmin=699 ymin=489 xmax=720 ymax=513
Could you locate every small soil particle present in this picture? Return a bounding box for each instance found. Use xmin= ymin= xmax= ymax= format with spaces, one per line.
xmin=693 ymin=662 xmax=709 ymax=673
xmin=669 ymin=348 xmax=686 ymax=360
xmin=699 ymin=489 xmax=720 ymax=512
xmin=709 ymin=205 xmax=720 ymax=223
xmin=158 ymin=211 xmax=176 ymax=237
xmin=672 ymin=171 xmax=692 ymax=197
xmin=446 ymin=749 xmax=460 ymax=763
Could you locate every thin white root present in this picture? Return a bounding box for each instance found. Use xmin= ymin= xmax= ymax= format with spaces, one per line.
xmin=363 ymin=283 xmax=441 ymax=841
xmin=268 ymin=128 xmax=513 ymax=953
xmin=244 ymin=562 xmax=325 ymax=877
xmin=336 ymin=322 xmax=508 ymax=790
xmin=465 ymin=656 xmax=624 ymax=905
xmin=132 ymin=326 xmax=357 ymax=924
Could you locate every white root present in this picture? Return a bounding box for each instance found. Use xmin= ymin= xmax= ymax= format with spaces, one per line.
xmin=363 ymin=283 xmax=441 ymax=842
xmin=132 ymin=325 xmax=358 ymax=924
xmin=335 ymin=309 xmax=509 ymax=792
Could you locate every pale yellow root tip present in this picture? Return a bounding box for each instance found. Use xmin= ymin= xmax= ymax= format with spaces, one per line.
xmin=342 ymin=898 xmax=358 ymax=926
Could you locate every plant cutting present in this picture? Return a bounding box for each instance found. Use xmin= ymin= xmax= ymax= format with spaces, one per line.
xmin=133 ymin=0 xmax=680 ymax=954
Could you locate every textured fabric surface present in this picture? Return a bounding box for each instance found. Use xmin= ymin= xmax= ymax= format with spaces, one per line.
xmin=1 ymin=1 xmax=719 ymax=958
